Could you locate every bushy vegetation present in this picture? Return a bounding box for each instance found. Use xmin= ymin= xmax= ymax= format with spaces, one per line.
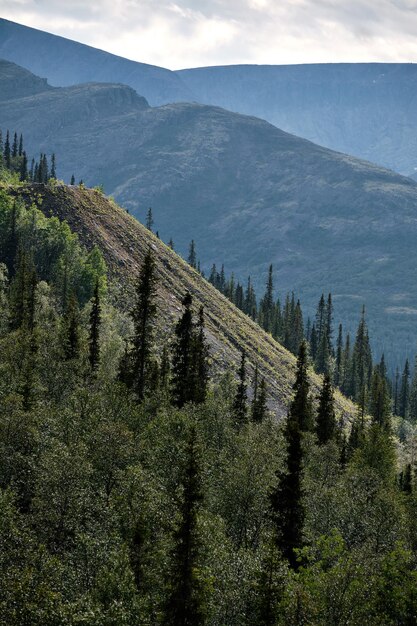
xmin=1 ymin=181 xmax=417 ymax=625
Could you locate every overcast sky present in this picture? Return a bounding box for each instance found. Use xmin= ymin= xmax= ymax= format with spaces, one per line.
xmin=1 ymin=0 xmax=417 ymax=69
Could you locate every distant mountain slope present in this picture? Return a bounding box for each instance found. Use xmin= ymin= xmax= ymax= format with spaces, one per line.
xmin=2 ymin=60 xmax=417 ymax=365
xmin=0 ymin=18 xmax=193 ymax=105
xmin=177 ymin=63 xmax=417 ymax=178
xmin=10 ymin=182 xmax=356 ymax=420
xmin=0 ymin=58 xmax=51 ymax=101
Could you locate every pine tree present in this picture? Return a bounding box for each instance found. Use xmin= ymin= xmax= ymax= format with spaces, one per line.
xmin=172 ymin=292 xmax=195 ymax=408
xmin=252 ymin=378 xmax=268 ymax=423
xmin=399 ymin=359 xmax=410 ymax=419
xmin=316 ymin=374 xmax=336 ymax=444
xmin=408 ymin=356 xmax=417 ymax=423
xmin=4 ymin=130 xmax=11 ymax=169
xmin=393 ymin=366 xmax=400 ymax=415
xmin=260 ymin=264 xmax=274 ymax=333
xmin=88 ymin=280 xmax=101 ymax=371
xmin=290 ymin=340 xmax=313 ymax=433
xmin=334 ymin=324 xmax=343 ymax=387
xmin=191 ymin=306 xmax=209 ymax=404
xmin=130 ymin=248 xmax=157 ymax=400
xmin=162 ymin=426 xmax=206 ymax=626
xmin=233 ymin=350 xmax=248 ymax=426
xmin=9 ymin=247 xmax=37 ymax=331
xmin=18 ymin=133 xmax=23 ymax=157
xmin=146 ymin=207 xmax=154 ymax=231
xmin=50 ymin=153 xmax=56 ymax=179
xmin=11 ymin=132 xmax=18 ymax=159
xmin=2 ymin=200 xmax=18 ymax=274
xmin=63 ymin=292 xmax=80 ymax=360
xmin=369 ymin=366 xmax=391 ymax=431
xmin=19 ymin=151 xmax=28 ymax=181
xmin=168 ymin=238 xmax=174 ymax=250
xmin=188 ymin=240 xmax=197 ymax=269
xmin=70 ymin=174 xmax=75 ymax=185
xmin=352 ymin=306 xmax=372 ymax=409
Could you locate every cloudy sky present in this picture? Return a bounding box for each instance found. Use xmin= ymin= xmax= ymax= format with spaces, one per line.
xmin=1 ymin=0 xmax=417 ymax=69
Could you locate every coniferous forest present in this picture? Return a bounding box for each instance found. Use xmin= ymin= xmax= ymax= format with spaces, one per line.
xmin=2 ymin=125 xmax=417 ymax=626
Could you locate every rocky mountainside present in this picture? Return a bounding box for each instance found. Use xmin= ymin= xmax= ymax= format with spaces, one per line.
xmin=177 ymin=63 xmax=417 ymax=178
xmin=2 ymin=59 xmax=417 ymax=365
xmin=10 ymin=182 xmax=355 ymax=420
xmin=0 ymin=18 xmax=192 ymax=106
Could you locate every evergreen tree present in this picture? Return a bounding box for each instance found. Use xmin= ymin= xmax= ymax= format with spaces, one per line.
xmin=233 ymin=350 xmax=248 ymax=426
xmin=408 ymin=356 xmax=417 ymax=423
xmin=252 ymin=377 xmax=268 ymax=423
xmin=4 ymin=130 xmax=11 ymax=168
xmin=393 ymin=366 xmax=400 ymax=415
xmin=163 ymin=426 xmax=206 ymax=626
xmin=369 ymin=366 xmax=391 ymax=431
xmin=130 ymin=248 xmax=157 ymax=399
xmin=188 ymin=240 xmax=197 ymax=269
xmin=70 ymin=174 xmax=75 ymax=185
xmin=51 ymin=153 xmax=56 ymax=179
xmin=88 ymin=280 xmax=101 ymax=371
xmin=146 ymin=207 xmax=154 ymax=231
xmin=260 ymin=264 xmax=274 ymax=333
xmin=63 ymin=292 xmax=80 ymax=360
xmin=191 ymin=306 xmax=209 ymax=404
xmin=172 ymin=292 xmax=195 ymax=408
xmin=316 ymin=374 xmax=336 ymax=445
xmin=399 ymin=359 xmax=410 ymax=419
xmin=19 ymin=151 xmax=28 ymax=181
xmin=168 ymin=238 xmax=174 ymax=250
xmin=334 ymin=323 xmax=343 ymax=387
xmin=352 ymin=306 xmax=372 ymax=409
xmin=9 ymin=246 xmax=37 ymax=331
xmin=290 ymin=340 xmax=313 ymax=433
xmin=244 ymin=276 xmax=257 ymax=320
xmin=18 ymin=133 xmax=23 ymax=157
xmin=12 ymin=132 xmax=18 ymax=158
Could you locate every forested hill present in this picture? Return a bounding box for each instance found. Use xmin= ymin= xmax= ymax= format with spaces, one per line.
xmin=10 ymin=181 xmax=355 ymax=419
xmin=2 ymin=60 xmax=417 ymax=365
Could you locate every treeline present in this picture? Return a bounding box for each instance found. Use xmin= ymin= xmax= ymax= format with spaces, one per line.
xmin=0 ymin=128 xmax=56 ymax=183
xmin=206 ymin=257 xmax=417 ymax=422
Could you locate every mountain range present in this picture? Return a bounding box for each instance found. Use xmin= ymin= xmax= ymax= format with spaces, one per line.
xmin=1 ymin=18 xmax=417 ymax=178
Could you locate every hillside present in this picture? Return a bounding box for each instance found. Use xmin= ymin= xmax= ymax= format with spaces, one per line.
xmin=177 ymin=63 xmax=417 ymax=178
xmin=9 ymin=181 xmax=356 ymax=420
xmin=0 ymin=18 xmax=192 ymax=105
xmin=2 ymin=60 xmax=417 ymax=364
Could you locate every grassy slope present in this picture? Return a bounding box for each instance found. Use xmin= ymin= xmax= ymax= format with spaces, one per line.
xmin=10 ymin=182 xmax=356 ymax=420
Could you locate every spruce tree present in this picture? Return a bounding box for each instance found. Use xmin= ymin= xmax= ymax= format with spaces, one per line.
xmin=260 ymin=264 xmax=274 ymax=333
xmin=233 ymin=349 xmax=248 ymax=426
xmin=352 ymin=306 xmax=372 ymax=409
xmin=9 ymin=247 xmax=37 ymax=331
xmin=146 ymin=207 xmax=154 ymax=231
xmin=188 ymin=240 xmax=197 ymax=269
xmin=369 ymin=366 xmax=391 ymax=431
xmin=290 ymin=340 xmax=313 ymax=433
xmin=50 ymin=153 xmax=56 ymax=179
xmin=399 ymin=359 xmax=410 ymax=419
xmin=316 ymin=374 xmax=336 ymax=445
xmin=163 ymin=426 xmax=206 ymax=626
xmin=172 ymin=292 xmax=195 ymax=407
xmin=252 ymin=377 xmax=268 ymax=423
xmin=408 ymin=356 xmax=417 ymax=423
xmin=19 ymin=151 xmax=28 ymax=182
xmin=12 ymin=132 xmax=18 ymax=159
xmin=334 ymin=323 xmax=343 ymax=387
xmin=88 ymin=280 xmax=101 ymax=371
xmin=191 ymin=306 xmax=209 ymax=404
xmin=18 ymin=133 xmax=23 ymax=157
xmin=130 ymin=248 xmax=157 ymax=400
xmin=70 ymin=174 xmax=75 ymax=185
xmin=4 ymin=130 xmax=10 ymax=169
xmin=63 ymin=292 xmax=80 ymax=360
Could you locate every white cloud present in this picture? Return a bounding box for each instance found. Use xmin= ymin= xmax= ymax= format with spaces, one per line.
xmin=1 ymin=0 xmax=417 ymax=68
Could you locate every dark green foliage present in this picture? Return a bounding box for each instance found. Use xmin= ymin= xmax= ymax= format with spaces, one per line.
xmin=70 ymin=174 xmax=75 ymax=185
xmin=399 ymin=359 xmax=410 ymax=419
xmin=146 ymin=207 xmax=153 ymax=231
xmin=191 ymin=306 xmax=209 ymax=404
xmin=316 ymin=374 xmax=336 ymax=445
xmin=233 ymin=350 xmax=247 ymax=426
xmin=369 ymin=366 xmax=391 ymax=430
xmin=188 ymin=240 xmax=197 ymax=269
xmin=290 ymin=340 xmax=313 ymax=433
xmin=163 ymin=426 xmax=206 ymax=626
xmin=260 ymin=264 xmax=274 ymax=333
xmin=408 ymin=356 xmax=417 ymax=422
xmin=62 ymin=292 xmax=80 ymax=360
xmin=9 ymin=246 xmax=37 ymax=331
xmin=88 ymin=279 xmax=101 ymax=371
xmin=252 ymin=376 xmax=268 ymax=423
xmin=129 ymin=248 xmax=157 ymax=400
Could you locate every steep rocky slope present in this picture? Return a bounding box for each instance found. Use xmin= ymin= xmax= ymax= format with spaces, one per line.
xmin=9 ymin=182 xmax=356 ymax=420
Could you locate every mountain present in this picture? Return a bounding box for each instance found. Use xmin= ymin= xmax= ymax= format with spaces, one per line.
xmin=1 ymin=20 xmax=417 ymax=178
xmin=0 ymin=18 xmax=192 ymax=105
xmin=177 ymin=63 xmax=417 ymax=178
xmin=10 ymin=181 xmax=355 ymax=420
xmin=2 ymin=60 xmax=417 ymax=365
